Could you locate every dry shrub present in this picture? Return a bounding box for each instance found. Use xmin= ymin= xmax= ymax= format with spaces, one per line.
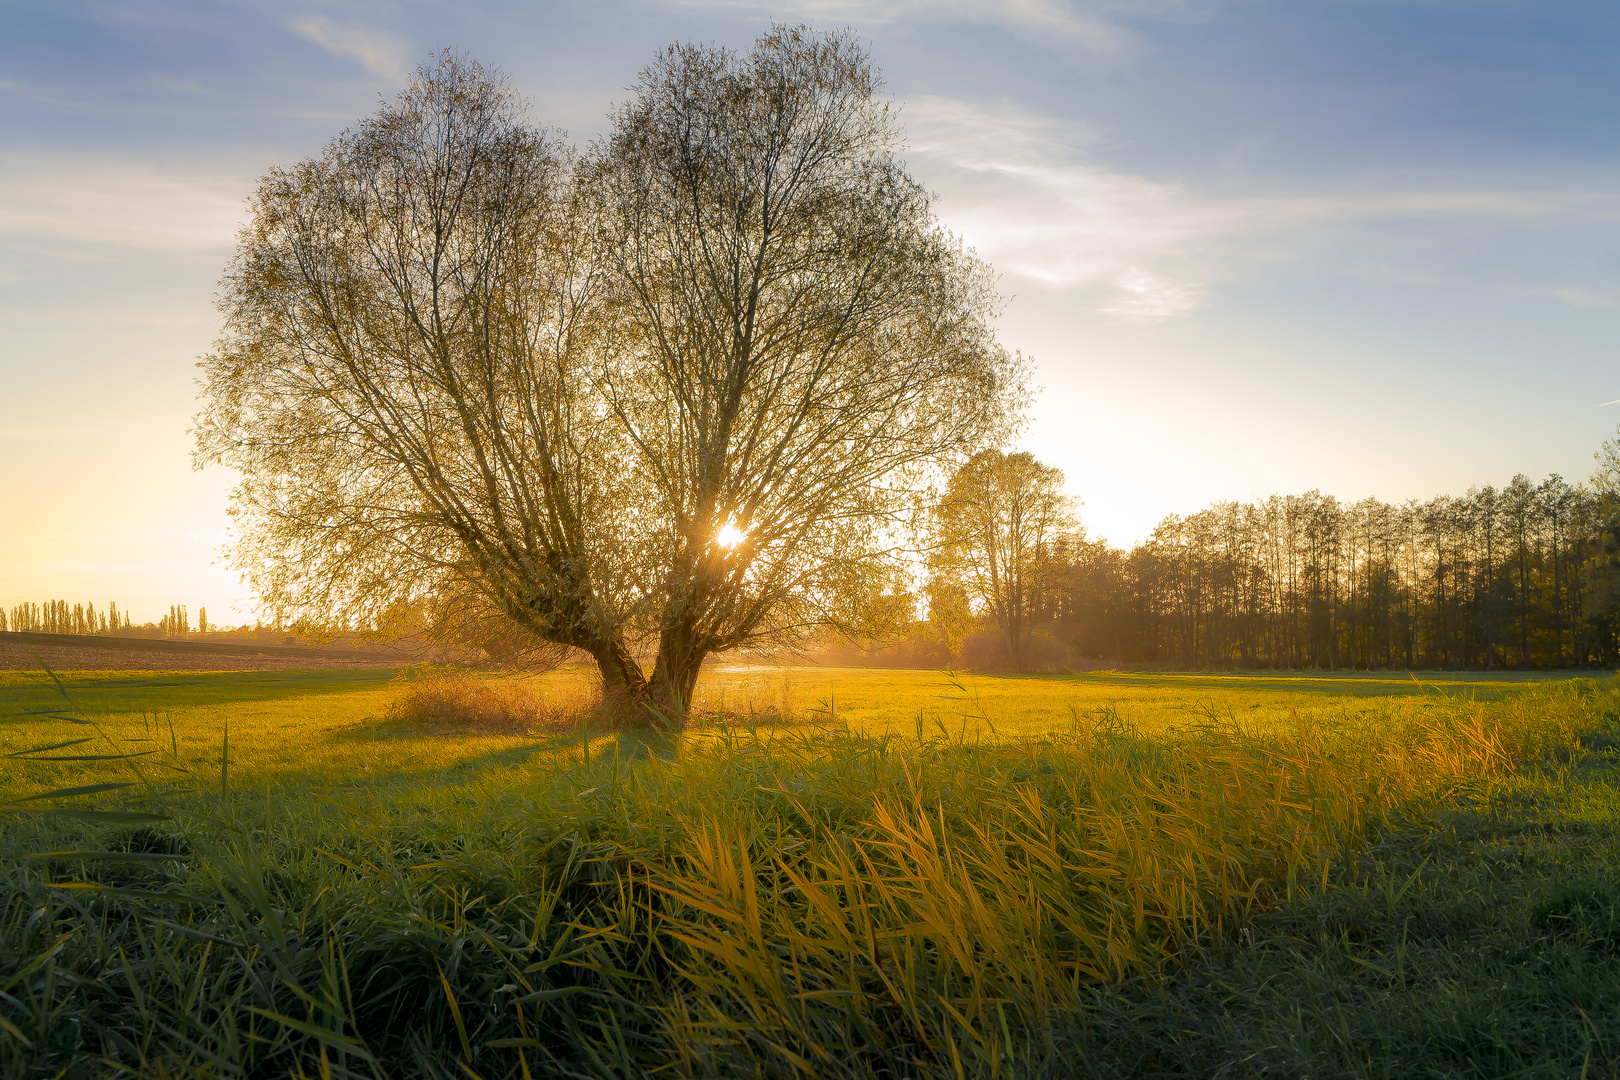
xmin=382 ymin=666 xmax=591 ymax=733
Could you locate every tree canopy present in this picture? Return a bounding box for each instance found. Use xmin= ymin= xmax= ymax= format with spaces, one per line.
xmin=932 ymin=450 xmax=1078 ymax=671
xmin=195 ymin=33 xmax=1023 ymax=724
xmin=1033 ymin=475 xmax=1619 ymax=670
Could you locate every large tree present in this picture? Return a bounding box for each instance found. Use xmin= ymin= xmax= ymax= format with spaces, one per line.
xmin=196 ymin=35 xmax=1022 ymax=725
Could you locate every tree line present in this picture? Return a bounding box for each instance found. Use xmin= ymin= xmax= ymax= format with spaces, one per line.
xmin=2 ymin=602 xmax=210 ymax=638
xmin=916 ymin=449 xmax=1620 ymax=671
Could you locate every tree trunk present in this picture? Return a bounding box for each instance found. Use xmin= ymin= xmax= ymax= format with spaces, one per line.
xmin=589 ymin=637 xmax=650 ymax=717
xmin=648 ymin=629 xmax=707 ymax=730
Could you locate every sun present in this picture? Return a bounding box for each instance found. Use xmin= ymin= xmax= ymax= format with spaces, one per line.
xmin=716 ymin=522 xmax=746 ymax=549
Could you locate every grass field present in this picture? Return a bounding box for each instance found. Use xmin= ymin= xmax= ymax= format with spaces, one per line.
xmin=3 ymin=663 xmax=1619 ymax=1077
xmin=0 ymin=664 xmax=1583 ymax=800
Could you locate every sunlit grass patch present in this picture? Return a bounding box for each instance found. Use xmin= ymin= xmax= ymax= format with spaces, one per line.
xmin=2 ymin=667 xmax=1609 ymax=1076
xmin=380 ymin=665 xmax=595 ymax=734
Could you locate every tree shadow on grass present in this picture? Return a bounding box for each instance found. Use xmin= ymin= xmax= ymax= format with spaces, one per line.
xmin=322 ymin=718 xmax=681 ymax=779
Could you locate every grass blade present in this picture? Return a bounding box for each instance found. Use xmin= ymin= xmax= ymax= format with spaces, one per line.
xmin=25 ymin=809 xmax=170 ymax=824
xmin=6 ymin=782 xmax=138 ymax=803
xmin=0 ymin=1012 xmax=32 ymax=1047
xmin=50 ymin=882 xmax=214 ymax=905
xmin=6 ymin=738 xmax=94 ymax=757
xmin=18 ymin=750 xmax=157 ymax=762
xmin=243 ymin=1007 xmax=378 ymax=1063
xmin=439 ymin=963 xmax=475 ymax=1061
xmin=141 ymin=916 xmax=248 ymax=949
xmin=29 ymin=851 xmax=189 ymax=864
xmin=35 ymin=654 xmax=68 ymax=696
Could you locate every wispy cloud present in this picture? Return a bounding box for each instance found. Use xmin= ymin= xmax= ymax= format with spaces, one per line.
xmin=0 ymin=155 xmax=248 ymax=250
xmin=289 ymin=16 xmax=409 ymax=79
xmin=905 ymin=97 xmax=1620 ymax=320
xmin=663 ymin=0 xmax=1125 ymax=50
xmin=1550 ymin=286 xmax=1620 ymax=311
xmin=906 ymin=97 xmax=1219 ymax=317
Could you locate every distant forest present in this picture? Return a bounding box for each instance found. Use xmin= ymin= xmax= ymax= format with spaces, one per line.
xmin=0 ymin=603 xmax=387 ymax=653
xmin=1038 ymin=474 xmax=1617 ymax=670
xmin=9 ymin=473 xmax=1619 ymax=671
xmin=4 ymin=602 xmax=206 ymax=638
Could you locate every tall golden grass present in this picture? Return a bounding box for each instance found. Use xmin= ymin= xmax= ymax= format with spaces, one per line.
xmin=628 ymin=694 xmax=1531 ymax=1075
xmin=5 ymin=673 xmax=1605 ymax=1077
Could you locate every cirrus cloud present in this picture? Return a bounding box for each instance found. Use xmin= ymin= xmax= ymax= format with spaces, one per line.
xmin=661 ymin=0 xmax=1127 ymax=50
xmin=289 ymin=16 xmax=409 ymax=79
xmin=903 ymin=97 xmax=1620 ymax=320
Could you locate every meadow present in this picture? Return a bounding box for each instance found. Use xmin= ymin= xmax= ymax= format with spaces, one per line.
xmin=3 ymin=663 xmax=1619 ymax=1077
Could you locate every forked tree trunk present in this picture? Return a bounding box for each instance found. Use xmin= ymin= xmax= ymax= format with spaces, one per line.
xmin=646 ymin=627 xmax=706 ymax=731
xmin=583 ymin=631 xmax=705 ymax=731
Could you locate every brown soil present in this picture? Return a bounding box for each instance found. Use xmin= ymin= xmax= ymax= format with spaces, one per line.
xmin=0 ymin=642 xmax=401 ymax=672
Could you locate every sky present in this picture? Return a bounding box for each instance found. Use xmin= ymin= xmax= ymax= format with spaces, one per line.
xmin=2 ymin=0 xmax=1618 ymax=626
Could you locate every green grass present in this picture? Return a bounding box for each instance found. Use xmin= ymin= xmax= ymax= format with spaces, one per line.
xmin=1058 ymin=751 xmax=1620 ymax=1077
xmin=0 ymin=664 xmax=1615 ymax=1077
xmin=693 ymin=665 xmax=1585 ymax=741
xmin=0 ymin=666 xmax=568 ymax=800
xmin=0 ymin=664 xmax=1575 ymax=803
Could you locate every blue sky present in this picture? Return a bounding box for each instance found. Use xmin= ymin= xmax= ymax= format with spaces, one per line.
xmin=2 ymin=0 xmax=1617 ymax=624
